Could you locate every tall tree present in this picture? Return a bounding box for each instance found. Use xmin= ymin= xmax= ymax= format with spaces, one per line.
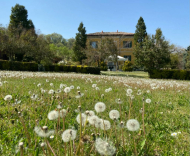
xmin=8 ymin=4 xmax=34 ymax=31
xmin=73 ymin=22 xmax=87 ymax=64
xmin=134 ymin=17 xmax=147 ymax=45
xmin=134 ymin=28 xmax=170 ymax=71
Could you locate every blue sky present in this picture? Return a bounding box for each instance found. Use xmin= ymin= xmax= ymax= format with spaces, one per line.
xmin=0 ymin=0 xmax=189 ymax=48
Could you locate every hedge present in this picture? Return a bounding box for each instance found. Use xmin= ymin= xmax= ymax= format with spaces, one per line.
xmin=0 ymin=60 xmax=100 ymax=74
xmin=149 ymin=69 xmax=190 ymax=80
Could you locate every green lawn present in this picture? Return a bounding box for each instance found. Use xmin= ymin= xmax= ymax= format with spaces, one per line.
xmin=0 ymin=71 xmax=189 ymax=156
xmin=101 ymin=71 xmax=149 ymax=78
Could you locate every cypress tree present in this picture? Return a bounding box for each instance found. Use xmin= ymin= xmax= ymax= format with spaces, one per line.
xmin=73 ymin=22 xmax=87 ymax=64
xmin=134 ymin=17 xmax=147 ymax=45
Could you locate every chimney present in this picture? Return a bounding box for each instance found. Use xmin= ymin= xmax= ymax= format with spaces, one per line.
xmin=101 ymin=30 xmax=103 ymax=33
xmin=117 ymin=30 xmax=118 ymax=33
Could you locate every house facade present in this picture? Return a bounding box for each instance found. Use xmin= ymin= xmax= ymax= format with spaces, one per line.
xmin=87 ymin=31 xmax=135 ymax=66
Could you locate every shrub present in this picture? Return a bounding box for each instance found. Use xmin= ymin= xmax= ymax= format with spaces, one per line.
xmin=149 ymin=69 xmax=190 ymax=80
xmin=122 ymin=61 xmax=133 ymax=72
xmin=100 ymin=61 xmax=108 ymax=71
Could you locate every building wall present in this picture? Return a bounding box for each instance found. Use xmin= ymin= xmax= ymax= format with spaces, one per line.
xmin=87 ymin=35 xmax=135 ymax=64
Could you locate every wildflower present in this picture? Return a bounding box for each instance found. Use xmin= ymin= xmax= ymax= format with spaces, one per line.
xmin=171 ymin=132 xmax=177 ymax=137
xmin=95 ymin=138 xmax=116 ymax=156
xmin=126 ymin=119 xmax=140 ymax=131
xmin=145 ymin=99 xmax=151 ymax=104
xmin=100 ymin=120 xmax=111 ymax=130
xmin=95 ymin=102 xmax=106 ymax=113
xmin=92 ymin=84 xmax=97 ymax=88
xmin=70 ymin=85 xmax=74 ymax=89
xmin=31 ymin=94 xmax=38 ymax=101
xmin=60 ymin=109 xmax=67 ymax=118
xmin=85 ymin=110 xmax=95 ymax=118
xmin=96 ymin=87 xmax=100 ymax=90
xmin=127 ymin=89 xmax=133 ymax=94
xmin=48 ymin=89 xmax=54 ymax=94
xmin=48 ymin=110 xmax=58 ymax=120
xmin=62 ymin=129 xmax=77 ymax=142
xmin=64 ymin=87 xmax=71 ymax=93
xmin=76 ymin=113 xmax=87 ymax=126
xmin=37 ymin=83 xmax=41 ymax=87
xmin=109 ymin=110 xmax=120 ymax=120
xmin=4 ymin=95 xmax=12 ymax=101
xmin=34 ymin=126 xmax=54 ymax=137
xmin=115 ymin=98 xmax=122 ymax=104
xmin=88 ymin=115 xmax=100 ymax=125
xmin=50 ymin=135 xmax=54 ymax=139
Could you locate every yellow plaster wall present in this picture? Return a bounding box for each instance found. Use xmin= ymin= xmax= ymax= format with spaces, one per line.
xmin=87 ymin=36 xmax=135 ymax=64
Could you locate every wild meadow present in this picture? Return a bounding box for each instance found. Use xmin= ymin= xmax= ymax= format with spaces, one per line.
xmin=0 ymin=71 xmax=189 ymax=156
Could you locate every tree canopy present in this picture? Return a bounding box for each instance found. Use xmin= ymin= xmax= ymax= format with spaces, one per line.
xmin=134 ymin=17 xmax=147 ymax=45
xmin=73 ymin=22 xmax=87 ymax=64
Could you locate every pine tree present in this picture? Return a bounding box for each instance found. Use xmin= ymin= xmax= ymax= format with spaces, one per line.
xmin=134 ymin=17 xmax=147 ymax=45
xmin=73 ymin=22 xmax=87 ymax=64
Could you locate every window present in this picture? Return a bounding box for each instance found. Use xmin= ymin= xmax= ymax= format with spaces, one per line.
xmin=90 ymin=41 xmax=98 ymax=48
xmin=124 ymin=55 xmax=131 ymax=61
xmin=123 ymin=41 xmax=132 ymax=48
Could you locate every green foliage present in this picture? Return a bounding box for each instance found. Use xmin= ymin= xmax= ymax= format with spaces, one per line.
xmin=8 ymin=4 xmax=34 ymax=31
xmin=134 ymin=17 xmax=147 ymax=45
xmin=134 ymin=28 xmax=170 ymax=71
xmin=73 ymin=22 xmax=87 ymax=64
xmin=100 ymin=61 xmax=108 ymax=71
xmin=149 ymin=69 xmax=190 ymax=80
xmin=122 ymin=61 xmax=133 ymax=71
xmin=0 ymin=60 xmax=38 ymax=71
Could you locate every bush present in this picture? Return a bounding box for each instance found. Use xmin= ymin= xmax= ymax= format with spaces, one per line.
xmin=149 ymin=69 xmax=190 ymax=80
xmin=100 ymin=62 xmax=108 ymax=71
xmin=122 ymin=61 xmax=133 ymax=72
xmin=0 ymin=60 xmax=100 ymax=74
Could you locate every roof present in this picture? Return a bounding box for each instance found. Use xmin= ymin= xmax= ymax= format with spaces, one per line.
xmin=87 ymin=32 xmax=134 ymax=36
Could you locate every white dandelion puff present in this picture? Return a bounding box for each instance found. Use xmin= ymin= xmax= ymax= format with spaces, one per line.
xmin=48 ymin=89 xmax=54 ymax=94
xmin=126 ymin=119 xmax=140 ymax=131
xmin=100 ymin=120 xmax=111 ymax=130
xmin=34 ymin=126 xmax=54 ymax=137
xmin=95 ymin=138 xmax=116 ymax=156
xmin=48 ymin=110 xmax=58 ymax=120
xmin=145 ymin=99 xmax=151 ymax=104
xmin=95 ymin=102 xmax=106 ymax=113
xmin=88 ymin=115 xmax=100 ymax=125
xmin=109 ymin=110 xmax=120 ymax=120
xmin=31 ymin=94 xmax=38 ymax=101
xmin=76 ymin=113 xmax=87 ymax=126
xmin=50 ymin=83 xmax=53 ymax=86
xmin=92 ymin=84 xmax=97 ymax=88
xmin=60 ymin=109 xmax=67 ymax=118
xmin=4 ymin=95 xmax=12 ymax=101
xmin=70 ymin=85 xmax=74 ymax=89
xmin=127 ymin=89 xmax=133 ymax=94
xmin=64 ymin=87 xmax=71 ymax=93
xmin=62 ymin=129 xmax=77 ymax=142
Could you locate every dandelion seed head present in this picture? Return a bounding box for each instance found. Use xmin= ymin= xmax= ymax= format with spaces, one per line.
xmin=64 ymin=87 xmax=71 ymax=93
xmin=109 ymin=110 xmax=120 ymax=120
xmin=60 ymin=109 xmax=67 ymax=118
xmin=127 ymin=89 xmax=133 ymax=94
xmin=146 ymin=99 xmax=151 ymax=104
xmin=4 ymin=95 xmax=12 ymax=101
xmin=76 ymin=113 xmax=87 ymax=126
xmin=100 ymin=120 xmax=111 ymax=130
xmin=126 ymin=119 xmax=140 ymax=131
xmin=34 ymin=126 xmax=54 ymax=137
xmin=95 ymin=102 xmax=106 ymax=113
xmin=48 ymin=89 xmax=54 ymax=94
xmin=48 ymin=110 xmax=58 ymax=120
xmin=95 ymin=138 xmax=116 ymax=156
xmin=62 ymin=129 xmax=77 ymax=142
xmin=88 ymin=115 xmax=100 ymax=125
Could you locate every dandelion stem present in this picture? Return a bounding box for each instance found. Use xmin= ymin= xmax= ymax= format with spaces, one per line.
xmin=142 ymin=101 xmax=146 ymax=138
xmin=46 ymin=140 xmax=57 ymax=156
xmin=133 ymin=136 xmax=137 ymax=156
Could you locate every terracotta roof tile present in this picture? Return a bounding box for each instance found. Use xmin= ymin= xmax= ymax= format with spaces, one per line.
xmin=87 ymin=32 xmax=134 ymax=36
